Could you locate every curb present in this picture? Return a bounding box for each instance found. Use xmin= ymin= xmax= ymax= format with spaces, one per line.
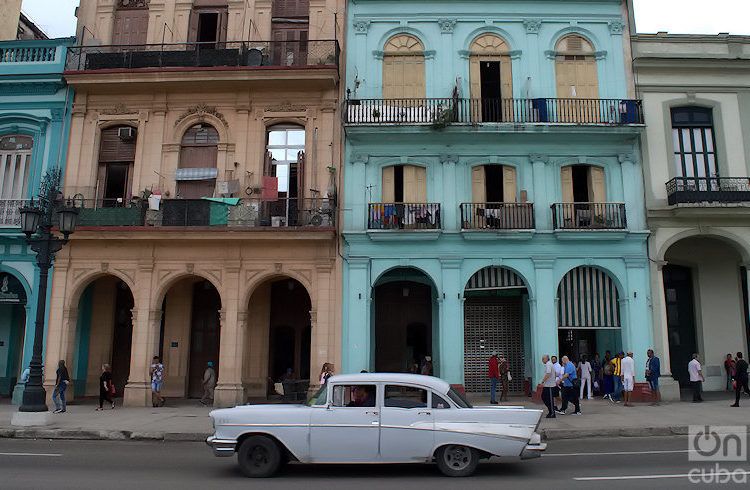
xmin=541 ymin=424 xmax=750 ymax=441
xmin=0 ymin=427 xmax=210 ymax=443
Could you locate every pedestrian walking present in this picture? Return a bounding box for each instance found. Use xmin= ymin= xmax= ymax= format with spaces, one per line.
xmin=552 ymin=355 xmax=563 ymax=411
xmin=557 ymin=356 xmax=581 ymax=415
xmin=578 ymin=355 xmax=593 ymax=399
xmin=201 ymin=361 xmax=216 ymax=406
xmin=645 ymin=349 xmax=661 ymax=405
xmin=150 ymin=355 xmax=165 ymax=407
xmin=591 ymin=353 xmax=602 ymax=395
xmin=52 ymin=360 xmax=70 ymax=414
xmin=611 ymin=352 xmax=623 ymax=403
xmin=541 ymin=355 xmax=557 ymax=418
xmin=688 ymin=353 xmax=705 ymax=402
xmin=488 ymin=352 xmax=500 ymax=404
xmin=621 ymin=351 xmax=635 ymax=407
xmin=730 ymin=352 xmax=750 ymax=407
xmin=602 ymin=351 xmax=614 ymax=401
xmin=96 ymin=364 xmax=115 ymax=411
xmin=499 ymin=353 xmax=510 ymax=402
xmin=724 ymin=354 xmax=736 ymax=391
xmin=319 ymin=362 xmax=334 ymax=385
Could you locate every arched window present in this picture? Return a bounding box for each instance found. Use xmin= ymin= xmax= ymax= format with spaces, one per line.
xmin=97 ymin=125 xmax=136 ymax=204
xmin=113 ymin=0 xmax=149 ymax=46
xmin=176 ymin=124 xmax=219 ymax=199
xmin=382 ymin=35 xmax=426 ymax=99
xmin=469 ymin=34 xmax=513 ymax=122
xmin=555 ymin=35 xmax=598 ymax=99
xmin=0 ymin=135 xmax=32 ymax=200
xmin=265 ymin=125 xmax=305 ymax=197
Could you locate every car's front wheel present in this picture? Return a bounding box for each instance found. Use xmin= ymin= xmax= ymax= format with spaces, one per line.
xmin=435 ymin=444 xmax=480 ymax=477
xmin=237 ymin=435 xmax=282 ymax=478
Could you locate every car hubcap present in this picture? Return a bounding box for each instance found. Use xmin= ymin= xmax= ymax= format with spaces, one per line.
xmin=444 ymin=445 xmax=471 ymax=471
xmin=249 ymin=445 xmax=269 ymax=468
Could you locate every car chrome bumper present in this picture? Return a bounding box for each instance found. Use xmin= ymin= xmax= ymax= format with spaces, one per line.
xmin=206 ymin=435 xmax=236 ymax=457
xmin=521 ymin=432 xmax=547 ymax=460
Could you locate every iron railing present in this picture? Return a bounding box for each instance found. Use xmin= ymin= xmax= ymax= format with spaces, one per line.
xmin=460 ymin=203 xmax=535 ymax=230
xmin=0 ymin=199 xmax=29 ymax=227
xmin=368 ymin=203 xmax=441 ymax=230
xmin=666 ymin=177 xmax=750 ymax=205
xmin=65 ymin=40 xmax=339 ymax=72
xmin=345 ymin=98 xmax=643 ymax=125
xmin=73 ymin=197 xmax=335 ymax=228
xmin=551 ymin=203 xmax=626 ymax=230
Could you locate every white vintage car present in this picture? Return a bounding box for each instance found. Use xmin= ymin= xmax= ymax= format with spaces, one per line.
xmin=207 ymin=373 xmax=546 ymax=477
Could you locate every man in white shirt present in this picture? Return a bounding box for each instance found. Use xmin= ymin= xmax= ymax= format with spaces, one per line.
xmin=552 ymin=355 xmax=563 ymax=411
xmin=540 ymin=355 xmax=557 ymax=418
xmin=621 ymin=351 xmax=636 ymax=407
xmin=688 ymin=353 xmax=705 ymax=403
xmin=579 ymin=356 xmax=593 ymax=400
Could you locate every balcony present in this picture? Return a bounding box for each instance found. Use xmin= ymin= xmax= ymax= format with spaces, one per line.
xmin=65 ymin=40 xmax=339 ymax=72
xmin=460 ymin=203 xmax=535 ymax=230
xmin=551 ymin=203 xmax=627 ymax=231
xmin=75 ymin=198 xmax=335 ymax=229
xmin=345 ymin=98 xmax=643 ymax=126
xmin=367 ymin=203 xmax=441 ymax=230
xmin=0 ymin=199 xmax=29 ymax=228
xmin=666 ymin=177 xmax=750 ymax=205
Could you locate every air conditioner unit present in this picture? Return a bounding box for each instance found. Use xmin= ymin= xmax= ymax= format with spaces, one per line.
xmin=118 ymin=127 xmax=136 ymax=141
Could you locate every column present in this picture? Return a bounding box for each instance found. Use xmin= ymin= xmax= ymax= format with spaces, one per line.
xmin=440 ymin=155 xmax=458 ymax=231
xmin=437 ymin=18 xmax=457 ymax=95
xmin=651 ymin=260 xmax=681 ymax=401
xmin=530 ymin=155 xmax=551 ymax=231
xmin=43 ymin=258 xmax=71 ymax=405
xmin=215 ymin=264 xmax=244 ymax=407
xmin=625 ymin=258 xmax=653 ymax=381
xmin=344 ymin=258 xmax=370 ymax=373
xmin=531 ymin=258 xmax=558 ymax=384
xmin=438 ymin=259 xmax=462 ymax=385
xmin=123 ymin=262 xmax=156 ymax=407
xmin=619 ymin=154 xmax=645 ymax=230
xmin=349 ymin=156 xmax=368 ymax=231
xmin=309 ymin=262 xmax=334 ymax=390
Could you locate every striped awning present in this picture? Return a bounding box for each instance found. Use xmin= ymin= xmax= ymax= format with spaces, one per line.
xmin=466 ymin=266 xmax=525 ymax=291
xmin=558 ymin=266 xmax=621 ymax=329
xmin=174 ymin=168 xmax=218 ymax=181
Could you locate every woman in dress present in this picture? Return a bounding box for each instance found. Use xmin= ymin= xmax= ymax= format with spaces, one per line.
xmin=96 ymin=364 xmax=115 ymax=411
xmin=319 ymin=363 xmax=334 ymax=385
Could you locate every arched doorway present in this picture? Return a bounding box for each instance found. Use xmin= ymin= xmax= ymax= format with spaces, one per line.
xmin=159 ymin=277 xmax=222 ymax=399
xmin=373 ymin=268 xmax=438 ymax=375
xmin=176 ymin=123 xmax=219 ymax=199
xmin=662 ymin=236 xmax=749 ymax=389
xmin=72 ymin=275 xmax=134 ymax=397
xmin=463 ymin=267 xmax=529 ymax=393
xmin=0 ymin=272 xmax=27 ymax=397
xmin=468 ymin=33 xmax=513 ymax=122
xmin=557 ymin=266 xmax=622 ymax=363
xmin=245 ymin=276 xmax=312 ymax=399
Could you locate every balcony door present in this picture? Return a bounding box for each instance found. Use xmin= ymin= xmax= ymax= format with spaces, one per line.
xmin=561 ymin=165 xmax=605 ymax=203
xmin=97 ymin=126 xmax=135 ymax=205
xmin=671 ymin=107 xmax=719 ymax=192
xmin=471 ymin=165 xmax=516 ymax=203
xmin=555 ymin=35 xmax=599 ymax=122
xmin=382 ymin=35 xmax=426 ymax=100
xmin=0 ymin=135 xmax=32 ymax=201
xmin=271 ymin=0 xmax=309 ymax=66
xmin=468 ymin=34 xmax=512 ymax=122
xmin=188 ymin=4 xmax=229 ymax=48
xmin=113 ymin=1 xmax=149 ymax=46
xmin=176 ymin=124 xmax=219 ymax=199
xmin=382 ymin=165 xmax=426 ymax=203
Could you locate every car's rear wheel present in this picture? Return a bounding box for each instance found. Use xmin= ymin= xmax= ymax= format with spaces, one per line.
xmin=436 ymin=444 xmax=480 ymax=477
xmin=237 ymin=435 xmax=282 ymax=478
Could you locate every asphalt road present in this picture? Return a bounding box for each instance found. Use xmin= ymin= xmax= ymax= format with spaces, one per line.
xmin=1 ymin=436 xmax=748 ymax=489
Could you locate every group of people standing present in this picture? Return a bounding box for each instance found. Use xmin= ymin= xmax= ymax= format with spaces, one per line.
xmin=487 ymin=352 xmax=511 ymax=404
xmin=51 ymin=360 xmax=116 ymax=413
xmin=721 ymin=352 xmax=750 ymax=407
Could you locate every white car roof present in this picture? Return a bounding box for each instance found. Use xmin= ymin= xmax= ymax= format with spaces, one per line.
xmin=326 ymin=373 xmax=451 ymax=394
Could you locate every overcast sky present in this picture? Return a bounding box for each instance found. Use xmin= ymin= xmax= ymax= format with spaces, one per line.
xmin=19 ymin=0 xmax=750 ymax=39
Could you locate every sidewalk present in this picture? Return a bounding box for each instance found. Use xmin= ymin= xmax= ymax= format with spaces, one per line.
xmin=1 ymin=391 xmax=748 ymax=442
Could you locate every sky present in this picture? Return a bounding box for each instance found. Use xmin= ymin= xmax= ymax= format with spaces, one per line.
xmin=18 ymin=0 xmax=750 ymax=39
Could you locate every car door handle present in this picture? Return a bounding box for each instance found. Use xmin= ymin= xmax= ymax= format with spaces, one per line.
xmin=365 ymin=410 xmax=379 ymax=416
xmin=418 ymin=411 xmax=432 ymax=416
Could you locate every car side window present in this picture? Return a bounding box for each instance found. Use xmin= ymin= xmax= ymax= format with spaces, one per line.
xmin=332 ymin=384 xmax=377 ymax=408
xmin=384 ymin=385 xmax=427 ymax=408
xmin=431 ymin=392 xmax=450 ymax=409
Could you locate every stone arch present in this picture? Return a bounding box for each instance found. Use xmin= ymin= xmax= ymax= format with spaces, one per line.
xmin=172 ymin=112 xmax=230 ymax=145
xmin=65 ymin=269 xmax=137 ymax=313
xmin=462 ymin=26 xmax=516 ymax=53
xmin=658 ymin=229 xmax=750 ymax=263
xmin=463 ymin=265 xmax=531 ymax=294
xmin=372 ymin=265 xmax=439 ymax=291
xmin=380 ymin=31 xmax=427 ymax=53
xmin=556 ymin=263 xmax=626 ymax=300
xmin=470 ymin=33 xmax=511 ymax=55
xmin=549 ymin=28 xmax=600 ymax=53
xmin=151 ymin=271 xmax=223 ymax=311
xmin=241 ymin=270 xmax=314 ymax=310
xmin=0 ymin=265 xmax=32 ymax=300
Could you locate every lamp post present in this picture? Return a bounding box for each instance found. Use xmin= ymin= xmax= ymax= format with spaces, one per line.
xmin=17 ymin=168 xmax=78 ymax=414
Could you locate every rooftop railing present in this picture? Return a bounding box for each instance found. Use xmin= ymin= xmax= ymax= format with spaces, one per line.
xmin=345 ymin=98 xmax=643 ymax=126
xmin=65 ymin=40 xmax=339 ymax=72
xmin=666 ymin=177 xmax=750 ymax=205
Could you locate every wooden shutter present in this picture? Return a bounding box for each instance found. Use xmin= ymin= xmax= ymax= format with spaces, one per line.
xmin=471 ymin=165 xmax=486 ymax=203
xmin=218 ymin=8 xmax=229 ymax=43
xmin=556 ymin=60 xmax=575 ymax=98
xmin=113 ymin=9 xmax=149 ymax=46
xmin=382 ymin=55 xmax=425 ymax=99
xmin=414 ymin=165 xmax=427 ymax=202
xmin=469 ymin=57 xmax=481 ymax=122
xmin=588 ymin=166 xmax=606 ymax=202
xmin=188 ymin=10 xmax=199 ymax=43
xmin=579 ymin=59 xmax=599 ymax=98
xmin=500 ymin=57 xmax=514 ymax=121
xmin=273 ymin=0 xmax=310 ymax=17
xmin=502 ymin=166 xmax=517 ymax=203
xmin=99 ymin=127 xmax=136 ymax=163
xmin=264 ymin=151 xmax=273 ymax=176
xmin=382 ymin=166 xmax=395 ymax=202
xmin=561 ymin=166 xmax=574 ymax=202
xmin=296 ymin=150 xmax=305 ymax=201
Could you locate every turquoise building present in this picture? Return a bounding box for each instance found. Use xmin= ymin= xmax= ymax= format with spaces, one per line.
xmin=0 ymin=37 xmax=74 ymax=401
xmin=342 ymin=0 xmax=651 ymax=392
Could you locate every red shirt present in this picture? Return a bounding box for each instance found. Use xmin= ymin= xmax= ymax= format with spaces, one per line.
xmin=488 ymin=356 xmax=499 ymax=378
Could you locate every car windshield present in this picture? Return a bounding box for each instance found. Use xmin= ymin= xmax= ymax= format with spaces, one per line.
xmin=307 ymin=385 xmax=327 ymax=406
xmin=447 ymin=387 xmax=472 ymax=408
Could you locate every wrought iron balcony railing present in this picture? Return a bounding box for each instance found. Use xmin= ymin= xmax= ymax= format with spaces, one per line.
xmin=551 ymin=203 xmax=627 ymax=230
xmin=65 ymin=40 xmax=339 ymax=72
xmin=368 ymin=203 xmax=441 ymax=230
xmin=460 ymin=203 xmax=535 ymax=230
xmin=666 ymin=177 xmax=750 ymax=205
xmin=345 ymin=98 xmax=643 ymax=126
xmin=0 ymin=199 xmax=30 ymax=227
xmin=74 ymin=198 xmax=335 ymax=229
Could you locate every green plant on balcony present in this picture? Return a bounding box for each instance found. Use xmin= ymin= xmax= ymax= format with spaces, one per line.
xmin=431 ymin=106 xmax=455 ymax=130
xmin=372 ymin=108 xmax=381 ymax=119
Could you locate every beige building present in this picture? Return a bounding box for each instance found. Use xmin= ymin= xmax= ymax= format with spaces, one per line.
xmin=633 ymin=33 xmax=750 ymax=399
xmin=45 ymin=0 xmax=344 ymax=407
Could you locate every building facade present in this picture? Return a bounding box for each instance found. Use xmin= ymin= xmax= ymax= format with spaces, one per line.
xmin=45 ymin=0 xmax=344 ymax=407
xmin=0 ymin=32 xmax=74 ymax=401
xmin=342 ymin=0 xmax=653 ymax=392
xmin=633 ymin=33 xmax=750 ymax=397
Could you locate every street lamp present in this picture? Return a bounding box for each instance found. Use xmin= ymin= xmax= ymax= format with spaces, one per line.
xmin=17 ymin=168 xmax=78 ymax=415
